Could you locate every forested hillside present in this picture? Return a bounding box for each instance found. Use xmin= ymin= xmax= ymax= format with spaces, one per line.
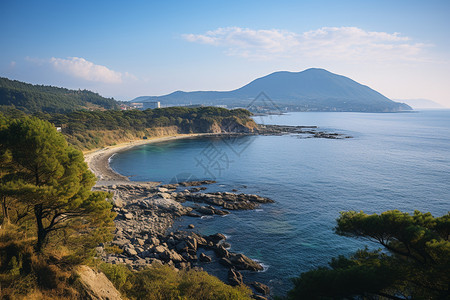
xmin=0 ymin=77 xmax=119 ymax=113
xmin=36 ymin=106 xmax=257 ymax=150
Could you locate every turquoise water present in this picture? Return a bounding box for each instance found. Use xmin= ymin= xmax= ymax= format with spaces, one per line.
xmin=111 ymin=110 xmax=450 ymax=295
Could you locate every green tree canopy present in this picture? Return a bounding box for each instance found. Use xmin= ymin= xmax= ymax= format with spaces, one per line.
xmin=288 ymin=210 xmax=450 ymax=299
xmin=0 ymin=116 xmax=114 ymax=253
xmin=0 ymin=77 xmax=118 ymax=113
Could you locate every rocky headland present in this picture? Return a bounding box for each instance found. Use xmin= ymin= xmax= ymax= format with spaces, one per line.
xmin=258 ymin=124 xmax=352 ymax=139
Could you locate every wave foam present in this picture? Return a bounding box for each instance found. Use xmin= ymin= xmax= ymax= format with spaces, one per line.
xmin=253 ymin=259 xmax=269 ymax=272
xmin=108 ymin=153 xmax=117 ymax=163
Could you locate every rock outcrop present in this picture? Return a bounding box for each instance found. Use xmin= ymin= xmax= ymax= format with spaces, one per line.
xmin=251 ymin=281 xmax=270 ymax=295
xmin=228 ymin=268 xmax=244 ymax=286
xmin=176 ymin=192 xmax=275 ymax=210
xmin=75 ymin=265 xmax=122 ymax=300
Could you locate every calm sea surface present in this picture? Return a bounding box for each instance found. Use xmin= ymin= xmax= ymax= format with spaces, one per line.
xmin=110 ymin=110 xmax=450 ymax=295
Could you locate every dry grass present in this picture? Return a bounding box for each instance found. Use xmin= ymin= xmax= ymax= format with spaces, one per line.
xmin=0 ymin=225 xmax=80 ymax=299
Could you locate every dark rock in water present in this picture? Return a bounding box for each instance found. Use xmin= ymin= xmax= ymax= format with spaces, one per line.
xmin=179 ymin=180 xmax=216 ymax=187
xmin=222 ymin=242 xmax=231 ymax=249
xmin=191 ymin=233 xmax=208 ymax=247
xmin=188 ymin=187 xmax=207 ymax=192
xmin=159 ymin=183 xmax=179 ymax=189
xmin=219 ymin=257 xmax=233 ymax=268
xmin=207 ymin=233 xmax=227 ymax=244
xmin=214 ymin=209 xmax=230 ymax=215
xmin=228 ymin=268 xmax=244 ymax=286
xmin=228 ymin=253 xmax=263 ymax=271
xmin=214 ymin=245 xmax=230 ymax=258
xmin=187 ymin=211 xmax=201 ymax=218
xmin=179 ymin=192 xmax=274 ymax=210
xmin=199 ymin=253 xmax=212 ymax=263
xmin=251 ymin=282 xmax=270 ymax=295
xmin=196 ymin=206 xmax=215 ymax=215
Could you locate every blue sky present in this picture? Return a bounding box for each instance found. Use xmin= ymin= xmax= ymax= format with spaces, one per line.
xmin=1 ymin=0 xmax=449 ymax=106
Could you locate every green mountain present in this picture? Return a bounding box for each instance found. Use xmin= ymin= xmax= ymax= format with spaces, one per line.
xmin=0 ymin=77 xmax=119 ymax=113
xmin=134 ymin=68 xmax=412 ymax=112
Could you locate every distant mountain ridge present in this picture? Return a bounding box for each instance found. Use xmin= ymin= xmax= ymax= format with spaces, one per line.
xmin=134 ymin=68 xmax=411 ymax=112
xmin=0 ymin=77 xmax=119 ymax=114
xmin=395 ymin=99 xmax=445 ymax=109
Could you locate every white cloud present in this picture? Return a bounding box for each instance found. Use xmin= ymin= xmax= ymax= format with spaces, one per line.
xmin=49 ymin=57 xmax=123 ymax=83
xmin=183 ymin=26 xmax=431 ymax=61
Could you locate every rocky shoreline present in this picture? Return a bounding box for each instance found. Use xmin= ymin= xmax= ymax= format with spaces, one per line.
xmin=94 ymin=180 xmax=273 ymax=299
xmin=259 ymin=124 xmax=352 ymax=139
xmin=85 ymin=126 xmax=351 ymax=299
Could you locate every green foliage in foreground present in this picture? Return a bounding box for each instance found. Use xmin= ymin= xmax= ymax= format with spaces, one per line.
xmin=99 ymin=263 xmax=253 ymax=300
xmin=288 ymin=210 xmax=450 ymax=299
xmin=0 ymin=116 xmax=115 ymax=254
xmin=0 ymin=77 xmax=118 ymax=113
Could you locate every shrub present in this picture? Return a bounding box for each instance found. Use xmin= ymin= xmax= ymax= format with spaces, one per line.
xmin=100 ymin=263 xmax=253 ymax=300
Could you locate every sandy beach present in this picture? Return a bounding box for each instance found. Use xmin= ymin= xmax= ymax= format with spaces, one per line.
xmin=83 ymin=133 xmax=213 ymax=186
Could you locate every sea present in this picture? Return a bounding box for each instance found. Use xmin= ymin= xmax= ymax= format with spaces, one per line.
xmin=110 ymin=110 xmax=450 ymax=296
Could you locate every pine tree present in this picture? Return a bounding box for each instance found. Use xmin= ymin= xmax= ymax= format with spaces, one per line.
xmin=288 ymin=210 xmax=450 ymax=299
xmin=0 ymin=116 xmax=114 ymax=252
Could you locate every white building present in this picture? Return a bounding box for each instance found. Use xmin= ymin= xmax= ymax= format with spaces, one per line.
xmin=143 ymin=101 xmax=160 ymax=110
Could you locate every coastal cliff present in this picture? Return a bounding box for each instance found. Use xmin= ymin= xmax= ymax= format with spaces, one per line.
xmin=42 ymin=107 xmax=258 ymax=150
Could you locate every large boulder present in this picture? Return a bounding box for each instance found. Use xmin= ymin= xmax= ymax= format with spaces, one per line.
xmin=214 ymin=245 xmax=230 ymax=258
xmin=196 ymin=206 xmax=215 ymax=215
xmin=124 ymin=247 xmax=137 ymax=256
xmin=207 ymin=233 xmax=226 ymax=244
xmin=229 ymin=253 xmax=263 ymax=271
xmin=123 ymin=213 xmax=133 ymax=220
xmin=186 ymin=236 xmax=198 ymax=251
xmin=75 ymin=265 xmax=122 ymax=300
xmin=153 ymin=245 xmax=167 ymax=254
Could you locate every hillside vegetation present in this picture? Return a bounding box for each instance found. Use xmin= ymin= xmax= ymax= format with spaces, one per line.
xmin=288 ymin=210 xmax=450 ymax=299
xmin=36 ymin=106 xmax=258 ymax=150
xmin=0 ymin=77 xmax=118 ymax=114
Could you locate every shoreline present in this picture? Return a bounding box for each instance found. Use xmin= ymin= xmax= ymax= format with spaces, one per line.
xmin=83 ymin=126 xmax=350 ymax=186
xmin=84 ymin=132 xmax=275 ymax=297
xmin=83 ymin=133 xmax=216 ymax=186
xmin=84 ymin=126 xmax=349 ymax=298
